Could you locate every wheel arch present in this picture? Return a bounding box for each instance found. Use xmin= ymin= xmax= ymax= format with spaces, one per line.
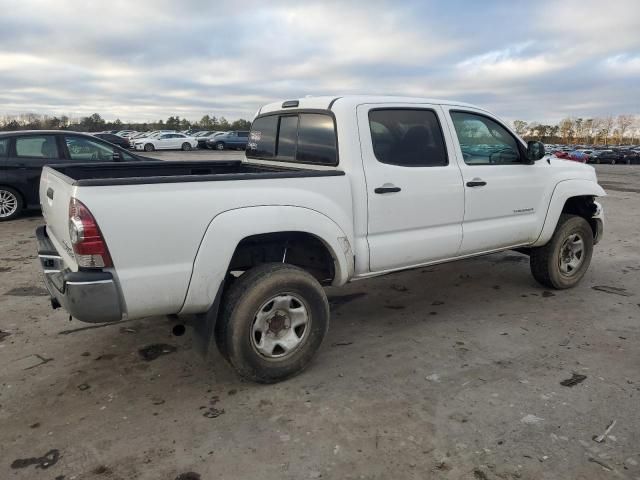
xmin=0 ymin=184 xmax=26 ymax=206
xmin=532 ymin=179 xmax=606 ymax=247
xmin=179 ymin=205 xmax=354 ymax=316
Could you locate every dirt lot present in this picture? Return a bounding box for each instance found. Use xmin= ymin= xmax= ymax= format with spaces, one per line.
xmin=1 ymin=159 xmax=639 ymax=480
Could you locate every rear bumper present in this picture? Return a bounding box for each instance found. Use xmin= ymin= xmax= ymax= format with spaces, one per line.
xmin=36 ymin=226 xmax=123 ymax=323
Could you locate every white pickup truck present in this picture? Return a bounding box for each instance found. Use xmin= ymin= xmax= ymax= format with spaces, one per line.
xmin=37 ymin=95 xmax=605 ymax=382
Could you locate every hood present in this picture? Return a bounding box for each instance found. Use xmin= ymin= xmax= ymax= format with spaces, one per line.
xmin=546 ymin=155 xmax=598 ymax=182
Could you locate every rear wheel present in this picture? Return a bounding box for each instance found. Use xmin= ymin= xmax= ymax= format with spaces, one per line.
xmin=530 ymin=214 xmax=593 ymax=289
xmin=0 ymin=187 xmax=23 ymax=221
xmin=144 ymin=143 xmax=155 ymax=152
xmin=182 ymin=142 xmax=192 ymax=151
xmin=215 ymin=263 xmax=329 ymax=383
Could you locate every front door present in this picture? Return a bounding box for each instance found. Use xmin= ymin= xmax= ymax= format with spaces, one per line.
xmin=358 ymin=104 xmax=465 ymax=272
xmin=443 ymin=108 xmax=550 ymax=253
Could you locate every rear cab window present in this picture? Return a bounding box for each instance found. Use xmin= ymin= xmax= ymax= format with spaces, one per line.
xmin=247 ymin=111 xmax=338 ymax=166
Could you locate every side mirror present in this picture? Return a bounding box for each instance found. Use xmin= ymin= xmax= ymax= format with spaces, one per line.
xmin=526 ymin=141 xmax=545 ymax=162
xmin=113 ymin=151 xmax=123 ymax=162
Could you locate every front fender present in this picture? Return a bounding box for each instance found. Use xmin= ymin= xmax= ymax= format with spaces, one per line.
xmin=532 ymin=179 xmax=606 ymax=247
xmin=179 ymin=205 xmax=354 ymax=314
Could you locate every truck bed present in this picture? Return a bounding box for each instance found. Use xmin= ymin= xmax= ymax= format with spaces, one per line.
xmin=48 ymin=160 xmax=344 ymax=186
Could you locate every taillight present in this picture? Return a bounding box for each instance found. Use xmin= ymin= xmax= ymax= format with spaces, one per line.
xmin=68 ymin=198 xmax=113 ymax=268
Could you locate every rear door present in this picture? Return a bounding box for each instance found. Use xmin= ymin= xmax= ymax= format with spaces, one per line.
xmin=173 ymin=134 xmax=187 ymax=148
xmin=358 ymin=104 xmax=465 ymax=272
xmin=10 ymin=134 xmax=62 ymax=207
xmin=226 ymin=132 xmax=239 ymax=146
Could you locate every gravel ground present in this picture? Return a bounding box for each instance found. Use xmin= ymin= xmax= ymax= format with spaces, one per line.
xmin=1 ymin=162 xmax=639 ymax=480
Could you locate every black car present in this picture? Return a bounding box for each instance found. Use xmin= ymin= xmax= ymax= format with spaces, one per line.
xmin=0 ymin=130 xmax=147 ymax=220
xmin=194 ymin=131 xmax=221 ymax=149
xmin=589 ymin=149 xmax=622 ymax=164
xmin=94 ymin=132 xmax=132 ymax=149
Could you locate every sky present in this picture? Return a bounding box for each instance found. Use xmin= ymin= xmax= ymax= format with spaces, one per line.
xmin=0 ymin=0 xmax=639 ymax=124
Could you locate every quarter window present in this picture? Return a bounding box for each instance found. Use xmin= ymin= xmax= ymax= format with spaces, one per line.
xmin=450 ymin=111 xmax=522 ymax=165
xmin=16 ymin=135 xmax=59 ymax=159
xmin=368 ymin=109 xmax=448 ymax=167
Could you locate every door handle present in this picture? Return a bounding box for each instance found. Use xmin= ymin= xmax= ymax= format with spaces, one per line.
xmin=466 ymin=179 xmax=487 ymax=187
xmin=374 ymin=185 xmax=401 ymax=194
xmin=46 ymin=188 xmax=54 ymax=200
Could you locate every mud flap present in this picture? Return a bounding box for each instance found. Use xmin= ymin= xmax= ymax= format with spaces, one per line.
xmin=191 ymin=282 xmax=224 ymax=359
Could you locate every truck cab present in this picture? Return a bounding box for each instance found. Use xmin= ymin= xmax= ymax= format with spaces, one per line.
xmin=36 ymin=96 xmax=605 ymax=383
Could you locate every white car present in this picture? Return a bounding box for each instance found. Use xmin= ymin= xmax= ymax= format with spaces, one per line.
xmin=133 ymin=132 xmax=197 ymax=152
xmin=37 ymin=95 xmax=605 ymax=383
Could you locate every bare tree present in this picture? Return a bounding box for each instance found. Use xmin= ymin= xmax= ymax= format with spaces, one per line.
xmin=583 ymin=118 xmax=594 ymax=144
xmin=616 ymin=115 xmax=634 ymax=144
xmin=559 ymin=117 xmax=574 ymax=144
xmin=512 ymin=120 xmax=528 ymax=136
xmin=599 ymin=116 xmax=614 ymax=146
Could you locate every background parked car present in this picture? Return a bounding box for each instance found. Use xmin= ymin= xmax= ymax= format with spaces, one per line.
xmin=589 ymin=150 xmax=621 ymax=164
xmin=206 ymin=130 xmax=249 ymax=150
xmin=195 ymin=131 xmax=222 ymax=148
xmin=128 ymin=130 xmax=176 ymax=148
xmin=94 ymin=132 xmax=132 ymax=149
xmin=567 ymin=150 xmax=588 ymax=163
xmin=0 ymin=130 xmax=146 ymax=220
xmin=133 ymin=132 xmax=197 ymax=152
xmin=116 ymin=130 xmax=138 ymax=138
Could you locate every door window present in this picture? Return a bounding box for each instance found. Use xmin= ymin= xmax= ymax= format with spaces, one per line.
xmin=368 ymin=109 xmax=448 ymax=167
xmin=16 ymin=135 xmax=60 ymax=159
xmin=65 ymin=136 xmax=115 ymax=161
xmin=450 ymin=111 xmax=522 ymax=165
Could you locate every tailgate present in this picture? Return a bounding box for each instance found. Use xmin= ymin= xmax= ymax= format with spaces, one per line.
xmin=39 ymin=167 xmax=78 ymax=271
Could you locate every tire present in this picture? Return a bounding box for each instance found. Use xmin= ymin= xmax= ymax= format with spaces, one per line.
xmin=215 ymin=142 xmax=225 ymax=151
xmin=144 ymin=143 xmax=155 ymax=152
xmin=0 ymin=186 xmax=23 ymax=221
xmin=215 ymin=263 xmax=329 ymax=383
xmin=181 ymin=142 xmax=192 ymax=151
xmin=611 ymin=159 xmax=616 ymax=165
xmin=530 ymin=214 xmax=594 ymax=289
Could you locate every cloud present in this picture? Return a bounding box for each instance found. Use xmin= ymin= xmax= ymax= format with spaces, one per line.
xmin=0 ymin=0 xmax=638 ymax=123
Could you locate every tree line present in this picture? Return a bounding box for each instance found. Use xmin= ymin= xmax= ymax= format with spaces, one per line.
xmin=513 ymin=114 xmax=639 ymax=145
xmin=0 ymin=112 xmax=252 ymax=133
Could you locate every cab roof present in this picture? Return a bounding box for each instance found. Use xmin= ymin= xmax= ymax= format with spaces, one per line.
xmin=257 ymin=95 xmax=485 ymax=116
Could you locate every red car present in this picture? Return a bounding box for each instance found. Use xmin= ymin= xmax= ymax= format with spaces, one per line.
xmin=553 ymin=150 xmax=588 ymax=163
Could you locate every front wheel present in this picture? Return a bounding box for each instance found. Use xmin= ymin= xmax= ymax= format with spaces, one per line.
xmin=144 ymin=143 xmax=155 ymax=152
xmin=182 ymin=142 xmax=192 ymax=151
xmin=0 ymin=187 xmax=23 ymax=221
xmin=215 ymin=142 xmax=225 ymax=151
xmin=215 ymin=263 xmax=329 ymax=383
xmin=530 ymin=214 xmax=594 ymax=289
